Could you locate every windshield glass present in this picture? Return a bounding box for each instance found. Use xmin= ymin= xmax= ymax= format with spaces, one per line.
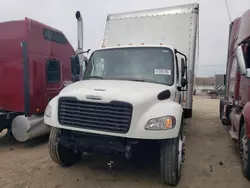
xmin=84 ymin=47 xmax=174 ymax=85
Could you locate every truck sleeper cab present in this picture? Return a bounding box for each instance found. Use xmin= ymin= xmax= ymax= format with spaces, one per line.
xmin=0 ymin=18 xmax=77 ymax=142
xmin=220 ymin=8 xmax=250 ymax=180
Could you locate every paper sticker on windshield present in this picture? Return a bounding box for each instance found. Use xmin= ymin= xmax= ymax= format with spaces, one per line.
xmin=154 ymin=69 xmax=171 ymax=75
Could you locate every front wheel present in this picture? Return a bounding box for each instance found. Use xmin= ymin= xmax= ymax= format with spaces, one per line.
xmin=48 ymin=127 xmax=82 ymax=167
xmin=240 ymin=125 xmax=250 ymax=180
xmin=160 ymin=130 xmax=184 ymax=186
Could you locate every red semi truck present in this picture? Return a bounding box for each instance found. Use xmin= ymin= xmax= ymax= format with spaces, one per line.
xmin=220 ymin=9 xmax=250 ymax=179
xmin=0 ymin=15 xmax=82 ymax=142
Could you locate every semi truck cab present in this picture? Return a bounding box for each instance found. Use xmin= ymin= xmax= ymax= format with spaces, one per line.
xmin=220 ymin=8 xmax=250 ymax=181
xmin=0 ymin=10 xmax=84 ymax=142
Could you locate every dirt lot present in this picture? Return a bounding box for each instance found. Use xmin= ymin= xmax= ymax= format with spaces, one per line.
xmin=0 ymin=96 xmax=250 ymax=188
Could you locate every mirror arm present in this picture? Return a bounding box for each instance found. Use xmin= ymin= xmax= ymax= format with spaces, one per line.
xmin=76 ymin=49 xmax=91 ymax=55
xmin=174 ymin=49 xmax=187 ymax=62
xmin=70 ymin=55 xmax=81 ymax=76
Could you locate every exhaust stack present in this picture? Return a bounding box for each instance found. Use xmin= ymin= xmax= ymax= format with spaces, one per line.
xmin=76 ymin=11 xmax=83 ymax=51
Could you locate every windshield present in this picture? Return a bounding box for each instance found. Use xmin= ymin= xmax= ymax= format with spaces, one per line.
xmin=83 ymin=47 xmax=174 ymax=85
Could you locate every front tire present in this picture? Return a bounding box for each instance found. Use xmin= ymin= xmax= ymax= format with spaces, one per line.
xmin=49 ymin=127 xmax=82 ymax=167
xmin=240 ymin=125 xmax=250 ymax=180
xmin=160 ymin=129 xmax=184 ymax=186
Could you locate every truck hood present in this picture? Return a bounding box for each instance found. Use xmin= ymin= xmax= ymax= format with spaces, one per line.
xmin=59 ymin=79 xmax=174 ymax=104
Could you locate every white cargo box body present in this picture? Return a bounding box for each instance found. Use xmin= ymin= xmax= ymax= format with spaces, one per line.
xmin=102 ymin=3 xmax=199 ymax=111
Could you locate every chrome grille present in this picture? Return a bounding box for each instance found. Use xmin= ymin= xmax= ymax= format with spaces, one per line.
xmin=58 ymin=97 xmax=133 ymax=133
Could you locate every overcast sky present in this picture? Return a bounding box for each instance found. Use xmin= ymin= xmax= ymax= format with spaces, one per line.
xmin=1 ymin=0 xmax=249 ymax=76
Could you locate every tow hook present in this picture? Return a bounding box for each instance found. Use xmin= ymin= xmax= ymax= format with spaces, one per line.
xmin=125 ymin=144 xmax=132 ymax=159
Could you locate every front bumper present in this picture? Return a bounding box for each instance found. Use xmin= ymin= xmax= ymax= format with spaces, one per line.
xmin=45 ymin=116 xmax=181 ymax=140
xmin=45 ymin=96 xmax=183 ymax=140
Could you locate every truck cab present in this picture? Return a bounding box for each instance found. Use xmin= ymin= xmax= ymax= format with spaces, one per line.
xmin=83 ymin=45 xmax=188 ymax=103
xmin=53 ymin=45 xmax=188 ymax=139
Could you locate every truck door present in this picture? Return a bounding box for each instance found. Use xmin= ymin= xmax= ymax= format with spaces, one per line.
xmin=45 ymin=58 xmax=62 ymax=103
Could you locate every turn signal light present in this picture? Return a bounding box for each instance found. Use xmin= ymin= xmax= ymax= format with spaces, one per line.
xmin=165 ymin=118 xmax=173 ymax=129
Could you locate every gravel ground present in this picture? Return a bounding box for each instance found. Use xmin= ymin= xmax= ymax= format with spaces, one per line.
xmin=0 ymin=96 xmax=250 ymax=188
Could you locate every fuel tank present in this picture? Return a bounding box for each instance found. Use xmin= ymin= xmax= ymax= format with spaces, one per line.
xmin=11 ymin=115 xmax=50 ymax=142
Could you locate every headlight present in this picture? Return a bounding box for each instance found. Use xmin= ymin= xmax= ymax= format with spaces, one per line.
xmin=145 ymin=115 xmax=176 ymax=130
xmin=45 ymin=105 xmax=52 ymax=117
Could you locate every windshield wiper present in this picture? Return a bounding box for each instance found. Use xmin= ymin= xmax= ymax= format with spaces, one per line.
xmin=84 ymin=76 xmax=163 ymax=85
xmin=84 ymin=76 xmax=104 ymax=79
xmin=115 ymin=77 xmax=157 ymax=84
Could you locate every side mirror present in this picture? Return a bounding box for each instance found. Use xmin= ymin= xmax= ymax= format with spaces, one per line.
xmin=84 ymin=56 xmax=88 ymax=69
xmin=181 ymin=58 xmax=187 ymax=77
xmin=236 ymin=45 xmax=250 ymax=78
xmin=236 ymin=45 xmax=247 ymax=75
xmin=181 ymin=77 xmax=188 ymax=87
xmin=70 ymin=55 xmax=80 ymax=75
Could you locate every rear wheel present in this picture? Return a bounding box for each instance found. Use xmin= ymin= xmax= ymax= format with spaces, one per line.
xmin=160 ymin=125 xmax=184 ymax=186
xmin=211 ymin=92 xmax=218 ymax=99
xmin=239 ymin=125 xmax=250 ymax=180
xmin=49 ymin=127 xmax=82 ymax=167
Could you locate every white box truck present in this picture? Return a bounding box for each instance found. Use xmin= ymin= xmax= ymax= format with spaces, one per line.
xmin=44 ymin=3 xmax=199 ymax=186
